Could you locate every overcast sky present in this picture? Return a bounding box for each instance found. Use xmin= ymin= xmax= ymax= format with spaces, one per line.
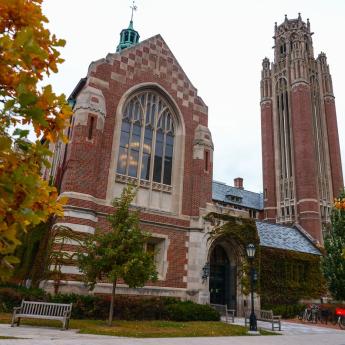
xmin=42 ymin=0 xmax=345 ymax=193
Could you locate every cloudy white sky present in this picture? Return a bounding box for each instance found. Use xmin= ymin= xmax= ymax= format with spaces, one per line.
xmin=42 ymin=0 xmax=345 ymax=193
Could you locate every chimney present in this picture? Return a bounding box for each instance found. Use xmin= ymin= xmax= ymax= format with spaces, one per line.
xmin=234 ymin=177 xmax=244 ymax=189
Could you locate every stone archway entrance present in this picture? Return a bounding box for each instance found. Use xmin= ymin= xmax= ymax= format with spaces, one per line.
xmin=209 ymin=245 xmax=237 ymax=310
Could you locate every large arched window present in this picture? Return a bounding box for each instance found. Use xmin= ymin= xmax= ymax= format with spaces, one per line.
xmin=116 ymin=90 xmax=175 ymax=185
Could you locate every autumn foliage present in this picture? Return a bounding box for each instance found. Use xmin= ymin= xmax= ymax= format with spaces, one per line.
xmin=334 ymin=197 xmax=345 ymax=211
xmin=0 ymin=0 xmax=71 ymax=280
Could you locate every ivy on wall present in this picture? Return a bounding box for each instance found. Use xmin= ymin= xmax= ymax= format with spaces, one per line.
xmin=205 ymin=213 xmax=325 ymax=303
xmin=205 ymin=213 xmax=260 ymax=295
xmin=260 ymin=247 xmax=326 ymax=305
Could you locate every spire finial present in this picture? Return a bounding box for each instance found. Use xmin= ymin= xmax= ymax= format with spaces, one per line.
xmin=130 ymin=0 xmax=137 ymax=22
xmin=116 ymin=1 xmax=140 ymax=52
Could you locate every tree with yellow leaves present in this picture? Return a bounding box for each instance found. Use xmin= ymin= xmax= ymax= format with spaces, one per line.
xmin=0 ymin=0 xmax=71 ymax=280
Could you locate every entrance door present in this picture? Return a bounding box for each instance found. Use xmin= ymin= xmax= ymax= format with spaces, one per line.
xmin=209 ymin=245 xmax=236 ymax=310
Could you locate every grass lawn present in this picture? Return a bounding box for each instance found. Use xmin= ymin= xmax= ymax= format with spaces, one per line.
xmin=0 ymin=313 xmax=277 ymax=338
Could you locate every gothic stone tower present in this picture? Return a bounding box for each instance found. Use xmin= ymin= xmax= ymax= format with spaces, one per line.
xmin=261 ymin=14 xmax=343 ymax=243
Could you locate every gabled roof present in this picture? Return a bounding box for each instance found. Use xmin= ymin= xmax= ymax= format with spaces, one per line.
xmin=256 ymin=221 xmax=321 ymax=255
xmin=212 ymin=180 xmax=263 ymax=210
xmin=78 ymin=33 xmax=208 ymax=115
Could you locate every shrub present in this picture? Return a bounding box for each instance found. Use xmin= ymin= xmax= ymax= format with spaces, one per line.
xmin=166 ymin=301 xmax=220 ymax=321
xmin=50 ymin=293 xmax=108 ymax=319
xmin=262 ymin=303 xmax=306 ymax=319
xmin=0 ymin=286 xmax=47 ymax=312
xmin=0 ymin=286 xmax=219 ymax=322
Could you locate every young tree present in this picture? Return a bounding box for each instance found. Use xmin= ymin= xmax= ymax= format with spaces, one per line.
xmin=77 ymin=185 xmax=157 ymax=325
xmin=0 ymin=0 xmax=71 ymax=280
xmin=322 ymin=190 xmax=345 ymax=301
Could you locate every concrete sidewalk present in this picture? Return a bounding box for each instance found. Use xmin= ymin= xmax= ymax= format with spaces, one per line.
xmin=231 ymin=317 xmax=345 ymax=335
xmin=0 ymin=321 xmax=344 ymax=345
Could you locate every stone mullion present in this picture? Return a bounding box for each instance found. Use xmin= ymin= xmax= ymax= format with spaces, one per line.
xmin=125 ymin=121 xmax=134 ymax=176
xmin=311 ymin=80 xmax=325 ymax=205
xmin=137 ymin=93 xmax=148 ymax=183
xmin=282 ymin=85 xmax=292 ymax=220
xmin=149 ymin=96 xmax=160 ymax=187
xmin=278 ymin=85 xmax=287 ymax=215
xmin=282 ymin=87 xmax=290 ymax=180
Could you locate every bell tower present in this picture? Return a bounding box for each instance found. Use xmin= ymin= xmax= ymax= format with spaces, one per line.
xmin=260 ymin=14 xmax=344 ymax=243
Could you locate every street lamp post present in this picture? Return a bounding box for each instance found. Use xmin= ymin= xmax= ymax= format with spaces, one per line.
xmin=246 ymin=243 xmax=257 ymax=332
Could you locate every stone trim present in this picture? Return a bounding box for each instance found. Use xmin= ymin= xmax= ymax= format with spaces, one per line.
xmin=54 ymin=222 xmax=95 ymax=234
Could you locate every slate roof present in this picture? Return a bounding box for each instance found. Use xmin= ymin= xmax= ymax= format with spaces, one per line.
xmin=256 ymin=221 xmax=321 ymax=255
xmin=212 ymin=181 xmax=264 ymax=210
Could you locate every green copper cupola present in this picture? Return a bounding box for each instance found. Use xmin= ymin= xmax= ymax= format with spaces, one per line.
xmin=116 ymin=2 xmax=140 ymax=52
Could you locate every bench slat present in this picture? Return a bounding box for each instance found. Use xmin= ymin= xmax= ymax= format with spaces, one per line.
xmin=244 ymin=308 xmax=281 ymax=331
xmin=12 ymin=300 xmax=72 ymax=330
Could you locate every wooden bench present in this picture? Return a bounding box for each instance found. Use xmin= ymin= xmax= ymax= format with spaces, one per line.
xmin=210 ymin=303 xmax=235 ymax=323
xmin=244 ymin=308 xmax=281 ymax=331
xmin=11 ymin=300 xmax=73 ymax=330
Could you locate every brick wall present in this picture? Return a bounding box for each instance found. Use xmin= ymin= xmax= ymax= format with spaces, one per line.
xmin=54 ymin=34 xmax=213 ymax=290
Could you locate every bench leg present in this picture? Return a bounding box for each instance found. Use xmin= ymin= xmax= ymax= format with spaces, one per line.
xmin=11 ymin=314 xmax=16 ymax=327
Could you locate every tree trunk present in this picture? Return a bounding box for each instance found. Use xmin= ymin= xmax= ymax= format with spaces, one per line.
xmin=31 ymin=217 xmax=54 ymax=288
xmin=108 ymin=280 xmax=116 ymax=326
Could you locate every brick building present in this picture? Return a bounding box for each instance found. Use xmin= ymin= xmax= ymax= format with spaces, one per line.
xmin=261 ymin=14 xmax=344 ymax=243
xmin=43 ymin=15 xmax=324 ymax=314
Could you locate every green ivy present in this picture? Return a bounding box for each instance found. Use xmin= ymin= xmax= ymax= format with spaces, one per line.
xmin=205 ymin=213 xmax=325 ymax=303
xmin=205 ymin=213 xmax=260 ymax=295
xmin=260 ymin=247 xmax=326 ymax=305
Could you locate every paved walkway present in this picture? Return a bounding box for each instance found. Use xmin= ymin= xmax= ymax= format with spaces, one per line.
xmin=231 ymin=317 xmax=344 ymax=335
xmin=0 ymin=320 xmax=344 ymax=345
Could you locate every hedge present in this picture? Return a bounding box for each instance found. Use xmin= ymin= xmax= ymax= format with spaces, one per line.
xmin=0 ymin=286 xmax=219 ymax=321
xmin=261 ymin=303 xmax=306 ymax=319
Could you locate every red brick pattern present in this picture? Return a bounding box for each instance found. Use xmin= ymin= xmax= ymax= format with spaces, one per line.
xmin=261 ymin=101 xmax=276 ymax=221
xmin=61 ymin=34 xmax=212 ymax=215
xmin=290 ymin=83 xmax=322 ymax=242
xmin=54 ymin=34 xmax=213 ymax=290
xmin=324 ymin=97 xmax=344 ymax=198
xmin=261 ymin=19 xmax=344 ymax=243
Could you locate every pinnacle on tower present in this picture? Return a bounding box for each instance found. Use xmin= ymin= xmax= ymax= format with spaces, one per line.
xmin=116 ymin=1 xmax=140 ymax=52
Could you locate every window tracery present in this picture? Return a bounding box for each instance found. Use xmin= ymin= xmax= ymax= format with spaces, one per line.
xmin=116 ymin=90 xmax=175 ymax=186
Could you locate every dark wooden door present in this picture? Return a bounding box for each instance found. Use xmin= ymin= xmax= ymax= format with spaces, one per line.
xmin=209 ymin=245 xmax=236 ymax=309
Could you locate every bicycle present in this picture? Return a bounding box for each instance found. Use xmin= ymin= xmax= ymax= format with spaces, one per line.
xmin=331 ymin=308 xmax=345 ymax=330
xmin=298 ymin=304 xmax=319 ymax=323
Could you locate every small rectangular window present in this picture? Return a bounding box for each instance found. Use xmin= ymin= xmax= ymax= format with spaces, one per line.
xmin=69 ymin=117 xmax=75 ymax=140
xmin=146 ymin=242 xmax=156 ymax=255
xmin=88 ymin=116 xmax=95 ymax=140
xmin=205 ymin=150 xmax=209 ymax=172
